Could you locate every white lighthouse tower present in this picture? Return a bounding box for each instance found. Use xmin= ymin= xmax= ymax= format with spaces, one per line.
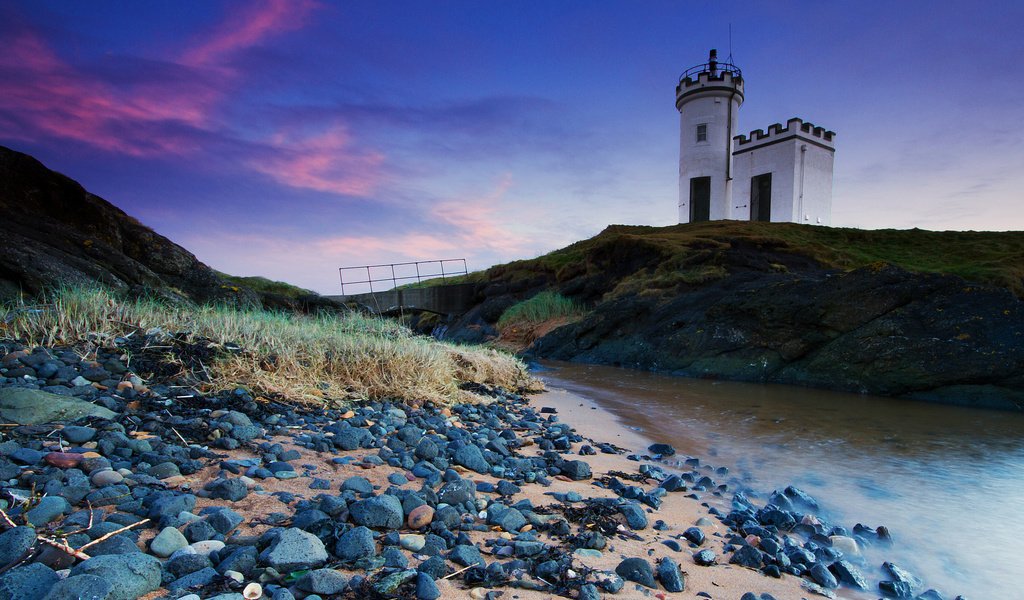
xmin=676 ymin=49 xmax=744 ymax=223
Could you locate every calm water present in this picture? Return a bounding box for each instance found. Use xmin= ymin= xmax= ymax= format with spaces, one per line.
xmin=539 ymin=361 xmax=1024 ymax=599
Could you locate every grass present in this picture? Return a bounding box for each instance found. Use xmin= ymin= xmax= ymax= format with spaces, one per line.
xmin=430 ymin=221 xmax=1024 ymax=296
xmin=1 ymin=287 xmax=534 ymax=405
xmin=214 ymin=272 xmax=317 ymax=299
xmin=496 ymin=292 xmax=586 ymax=329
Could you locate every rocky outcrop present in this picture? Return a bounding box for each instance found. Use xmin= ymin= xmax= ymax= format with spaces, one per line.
xmin=442 ymin=228 xmax=1024 ymax=410
xmin=532 ymin=265 xmax=1024 ymax=409
xmin=0 ymin=145 xmax=340 ymax=311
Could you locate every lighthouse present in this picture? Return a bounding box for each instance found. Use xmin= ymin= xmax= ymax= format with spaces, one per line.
xmin=675 ymin=49 xmax=836 ymax=225
xmin=675 ymin=49 xmax=744 ymax=223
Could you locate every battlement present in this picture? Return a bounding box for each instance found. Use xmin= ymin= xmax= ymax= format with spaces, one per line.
xmin=733 ymin=117 xmax=835 ymax=152
xmin=675 ymin=70 xmax=744 ymax=106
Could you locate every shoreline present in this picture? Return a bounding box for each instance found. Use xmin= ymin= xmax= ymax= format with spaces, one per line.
xmin=0 ymin=337 xmax=936 ymax=600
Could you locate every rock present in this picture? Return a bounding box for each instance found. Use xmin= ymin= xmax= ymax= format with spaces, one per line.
xmin=259 ymin=528 xmax=328 ymax=571
xmin=648 ymin=443 xmax=676 ymax=456
xmin=415 ymin=572 xmax=440 ymax=600
xmin=615 ymin=557 xmax=656 ymax=589
xmin=167 ymin=554 xmax=212 ymax=579
xmin=657 ymin=557 xmax=685 ymax=592
xmin=831 ymin=559 xmax=869 ymax=589
xmin=168 ymin=567 xmax=219 ymax=591
xmin=147 ymin=461 xmax=180 ymax=479
xmin=801 ymin=579 xmax=837 ymax=599
xmin=373 ymin=569 xmax=417 ymax=595
xmin=559 ymin=460 xmax=592 ymax=480
xmin=208 ymin=478 xmax=249 ymax=501
xmin=349 ymin=495 xmax=404 ymax=530
xmin=41 ymin=573 xmax=114 ymax=600
xmin=44 ymin=452 xmax=83 ymax=468
xmin=729 ymin=545 xmax=763 ymax=568
xmin=296 ymin=569 xmax=348 ymax=595
xmin=61 ymin=425 xmax=97 ymax=443
xmin=0 ymin=526 xmax=37 ymax=566
xmin=453 ymin=444 xmax=490 ymax=474
xmin=0 ymin=388 xmax=117 ymax=424
xmin=810 ymin=563 xmax=839 ymax=589
xmin=400 ymin=534 xmax=426 ymax=552
xmin=829 ymin=535 xmax=861 ymax=557
xmin=693 ymin=549 xmax=716 ymax=566
xmin=26 ymin=496 xmax=71 ymax=526
xmin=150 ymin=526 xmax=189 ymax=558
xmin=340 ymin=476 xmax=373 ymax=495
xmin=448 ymin=544 xmax=485 ymax=567
xmin=335 ymin=526 xmax=376 ymax=561
xmin=0 ymin=562 xmax=58 ymax=599
xmin=70 ymin=553 xmax=161 ymax=600
xmin=683 ymin=526 xmax=705 ymax=545
xmin=407 ymin=504 xmax=434 ymax=529
xmin=189 ymin=540 xmax=225 ymax=556
xmin=90 ymin=470 xmax=123 ymax=486
xmin=884 ymin=562 xmax=924 ymax=590
xmin=619 ymin=502 xmax=648 ymax=529
xmin=206 ymin=508 xmax=244 ymax=534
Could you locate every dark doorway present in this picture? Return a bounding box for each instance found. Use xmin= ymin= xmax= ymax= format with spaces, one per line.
xmin=689 ymin=176 xmax=711 ymax=222
xmin=751 ymin=173 xmax=772 ymax=222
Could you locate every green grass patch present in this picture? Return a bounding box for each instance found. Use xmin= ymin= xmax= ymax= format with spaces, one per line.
xmin=497 ymin=292 xmax=586 ymax=329
xmin=215 ymin=272 xmax=317 ymax=299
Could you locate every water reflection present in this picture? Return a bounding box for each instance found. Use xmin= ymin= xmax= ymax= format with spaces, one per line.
xmin=539 ymin=361 xmax=1024 ymax=598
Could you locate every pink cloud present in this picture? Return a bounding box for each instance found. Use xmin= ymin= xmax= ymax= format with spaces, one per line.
xmin=248 ymin=126 xmax=385 ymax=196
xmin=0 ymin=0 xmax=385 ymax=198
xmin=181 ymin=0 xmax=317 ymax=68
xmin=430 ymin=173 xmax=533 ymax=255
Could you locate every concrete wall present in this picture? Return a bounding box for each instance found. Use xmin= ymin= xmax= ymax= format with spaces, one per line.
xmin=327 ymin=282 xmax=477 ymax=315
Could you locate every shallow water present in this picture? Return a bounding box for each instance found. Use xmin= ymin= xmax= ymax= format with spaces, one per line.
xmin=538 ymin=361 xmax=1024 ymax=599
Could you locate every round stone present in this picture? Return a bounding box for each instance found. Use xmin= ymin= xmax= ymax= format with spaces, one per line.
xmin=407 ymin=505 xmax=434 ymax=529
xmin=91 ymin=470 xmax=124 ymax=486
xmin=400 ymin=534 xmax=425 ymax=552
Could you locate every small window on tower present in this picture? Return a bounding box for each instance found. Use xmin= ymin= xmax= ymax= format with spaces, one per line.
xmin=696 ymin=123 xmax=708 ymax=142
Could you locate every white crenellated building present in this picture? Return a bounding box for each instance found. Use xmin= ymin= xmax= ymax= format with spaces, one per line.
xmin=675 ymin=50 xmax=835 ymax=225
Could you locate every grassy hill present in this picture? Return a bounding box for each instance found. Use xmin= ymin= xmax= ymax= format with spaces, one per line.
xmin=476 ymin=221 xmax=1024 ymax=297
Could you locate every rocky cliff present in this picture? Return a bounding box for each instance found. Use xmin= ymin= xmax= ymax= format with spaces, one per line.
xmin=0 ymin=145 xmax=336 ymax=311
xmin=443 ymin=223 xmax=1024 ymax=410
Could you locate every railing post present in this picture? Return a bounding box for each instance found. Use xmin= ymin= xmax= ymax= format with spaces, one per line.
xmin=367 ymin=266 xmax=373 ymax=293
xmin=440 ymin=260 xmax=446 ymax=282
xmin=415 ymin=261 xmax=421 ymax=284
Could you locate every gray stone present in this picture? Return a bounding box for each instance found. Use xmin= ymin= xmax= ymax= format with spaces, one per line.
xmin=259 ymin=528 xmax=328 ymax=571
xmin=349 ymin=494 xmax=404 ymax=530
xmin=41 ymin=573 xmax=114 ymax=600
xmin=340 ymin=476 xmax=373 ymax=495
xmin=832 ymin=559 xmax=869 ymax=589
xmin=61 ymin=426 xmax=97 ymax=443
xmin=296 ymin=569 xmax=348 ymax=595
xmin=559 ymin=460 xmax=592 ymax=480
xmin=615 ymin=557 xmax=656 ymax=589
xmin=657 ymin=556 xmax=685 ymax=592
xmin=70 ymin=553 xmax=161 ymax=600
xmin=90 ymin=471 xmax=123 ymax=487
xmin=26 ymin=496 xmax=71 ymax=526
xmin=205 ymin=508 xmax=244 ymax=534
xmin=167 ymin=567 xmax=219 ymax=591
xmin=150 ymin=526 xmax=189 ymax=558
xmin=0 ymin=526 xmax=37 ymax=566
xmin=0 ymin=562 xmax=58 ymax=599
xmin=146 ymin=462 xmax=180 ymax=479
xmin=208 ymin=478 xmax=248 ymax=502
xmin=335 ymin=526 xmax=376 ymax=561
xmin=619 ymin=501 xmax=648 ymax=529
xmin=448 ymin=544 xmax=484 ymax=567
xmin=0 ymin=388 xmax=117 ymax=424
xmin=415 ymin=572 xmax=440 ymax=600
xmin=453 ymin=444 xmax=489 ymax=473
xmin=811 ymin=562 xmax=839 ymax=589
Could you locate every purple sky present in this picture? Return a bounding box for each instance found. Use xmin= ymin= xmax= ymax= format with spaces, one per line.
xmin=2 ymin=1 xmax=1022 ymax=294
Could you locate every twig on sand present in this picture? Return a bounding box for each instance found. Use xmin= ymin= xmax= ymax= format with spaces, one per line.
xmin=441 ymin=564 xmax=476 ymax=580
xmin=77 ymin=518 xmax=150 ymax=552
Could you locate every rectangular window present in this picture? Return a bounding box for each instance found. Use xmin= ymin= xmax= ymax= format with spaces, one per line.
xmin=689 ymin=177 xmax=711 ymax=222
xmin=696 ymin=123 xmax=708 ymax=143
xmin=750 ymin=173 xmax=772 ymax=222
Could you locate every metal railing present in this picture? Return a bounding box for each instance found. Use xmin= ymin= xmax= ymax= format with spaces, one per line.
xmin=679 ymin=61 xmax=742 ymax=83
xmin=338 ymin=258 xmax=468 ymax=295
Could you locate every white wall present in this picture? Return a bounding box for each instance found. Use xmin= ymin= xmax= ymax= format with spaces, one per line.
xmin=731 ymin=119 xmax=835 ymax=225
xmin=677 ymin=76 xmax=743 ymax=223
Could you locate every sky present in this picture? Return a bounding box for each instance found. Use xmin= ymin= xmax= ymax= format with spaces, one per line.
xmin=2 ymin=0 xmax=1022 ymax=294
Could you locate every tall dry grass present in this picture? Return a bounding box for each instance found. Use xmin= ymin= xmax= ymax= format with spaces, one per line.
xmin=1 ymin=287 xmax=534 ymax=405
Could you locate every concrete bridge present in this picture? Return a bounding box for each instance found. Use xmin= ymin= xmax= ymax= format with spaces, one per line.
xmin=327 ymin=283 xmax=477 ymax=316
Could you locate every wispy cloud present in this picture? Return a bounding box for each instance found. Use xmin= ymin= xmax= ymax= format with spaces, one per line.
xmin=247 ymin=125 xmax=385 ymax=196
xmin=0 ymin=1 xmax=387 ymax=197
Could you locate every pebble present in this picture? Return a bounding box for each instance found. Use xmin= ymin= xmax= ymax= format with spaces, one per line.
xmin=150 ymin=527 xmax=189 ymax=557
xmin=407 ymin=504 xmax=434 ymax=529
xmin=400 ymin=534 xmax=426 ymax=552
